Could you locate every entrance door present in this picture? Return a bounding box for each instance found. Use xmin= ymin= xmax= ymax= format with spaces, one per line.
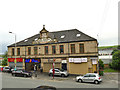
xmin=62 ymin=63 xmax=67 ymax=70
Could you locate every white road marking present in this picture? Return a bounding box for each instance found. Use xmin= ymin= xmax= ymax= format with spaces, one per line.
xmin=11 ymin=76 xmax=32 ymax=79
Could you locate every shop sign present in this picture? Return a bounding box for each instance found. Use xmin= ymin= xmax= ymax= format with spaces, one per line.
xmin=62 ymin=60 xmax=67 ymax=63
xmin=90 ymin=57 xmax=98 ymax=64
xmin=48 ymin=59 xmax=53 ymax=62
xmin=25 ymin=59 xmax=40 ymax=63
xmin=90 ymin=57 xmax=98 ymax=59
xmin=69 ymin=58 xmax=87 ymax=63
xmin=81 ymin=58 xmax=87 ymax=62
xmin=69 ymin=58 xmax=74 ymax=62
xmin=74 ymin=58 xmax=82 ymax=63
xmin=92 ymin=59 xmax=97 ymax=64
xmin=8 ymin=58 xmax=23 ymax=62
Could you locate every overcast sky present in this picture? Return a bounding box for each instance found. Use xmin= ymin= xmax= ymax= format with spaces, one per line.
xmin=0 ymin=0 xmax=119 ymax=54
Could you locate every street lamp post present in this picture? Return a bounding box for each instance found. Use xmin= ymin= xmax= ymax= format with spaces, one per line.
xmin=9 ymin=32 xmax=17 ymax=70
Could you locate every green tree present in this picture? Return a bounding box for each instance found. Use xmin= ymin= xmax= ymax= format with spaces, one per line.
xmin=117 ymin=45 xmax=120 ymax=50
xmin=111 ymin=49 xmax=118 ymax=55
xmin=2 ymin=57 xmax=7 ymax=66
xmin=2 ymin=51 xmax=8 ymax=66
xmin=111 ymin=50 xmax=120 ymax=70
xmin=99 ymin=59 xmax=104 ymax=69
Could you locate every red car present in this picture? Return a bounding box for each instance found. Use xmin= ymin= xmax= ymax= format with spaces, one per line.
xmin=0 ymin=66 xmax=3 ymax=72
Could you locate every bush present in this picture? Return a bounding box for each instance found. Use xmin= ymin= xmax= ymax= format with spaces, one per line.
xmin=109 ymin=63 xmax=112 ymax=68
xmin=2 ymin=51 xmax=8 ymax=66
xmin=111 ymin=49 xmax=118 ymax=55
xmin=110 ymin=50 xmax=120 ymax=70
xmin=2 ymin=57 xmax=7 ymax=66
xmin=99 ymin=59 xmax=104 ymax=69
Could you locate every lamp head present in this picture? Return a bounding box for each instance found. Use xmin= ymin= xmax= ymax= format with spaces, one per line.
xmin=9 ymin=31 xmax=12 ymax=33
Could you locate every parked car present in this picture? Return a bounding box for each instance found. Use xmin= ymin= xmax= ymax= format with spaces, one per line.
xmin=11 ymin=67 xmax=23 ymax=72
xmin=11 ymin=69 xmax=32 ymax=77
xmin=30 ymin=85 xmax=56 ymax=90
xmin=49 ymin=68 xmax=68 ymax=77
xmin=76 ymin=73 xmax=102 ymax=84
xmin=3 ymin=66 xmax=12 ymax=73
xmin=0 ymin=66 xmax=3 ymax=72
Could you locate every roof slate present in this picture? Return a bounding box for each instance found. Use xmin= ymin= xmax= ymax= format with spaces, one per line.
xmin=8 ymin=29 xmax=97 ymax=47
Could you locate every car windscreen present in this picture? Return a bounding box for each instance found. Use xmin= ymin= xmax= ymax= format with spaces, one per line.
xmin=5 ymin=67 xmax=10 ymax=69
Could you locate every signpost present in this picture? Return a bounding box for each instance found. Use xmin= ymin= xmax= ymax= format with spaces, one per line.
xmin=9 ymin=32 xmax=16 ymax=71
xmin=53 ymin=59 xmax=55 ymax=79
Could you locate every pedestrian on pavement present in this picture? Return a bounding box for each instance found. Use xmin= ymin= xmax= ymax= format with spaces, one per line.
xmin=34 ymin=65 xmax=37 ymax=77
xmin=40 ymin=67 xmax=43 ymax=73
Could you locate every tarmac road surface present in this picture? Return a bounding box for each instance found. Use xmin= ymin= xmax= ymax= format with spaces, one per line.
xmin=1 ymin=72 xmax=119 ymax=89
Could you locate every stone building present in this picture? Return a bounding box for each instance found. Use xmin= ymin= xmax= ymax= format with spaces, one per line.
xmin=7 ymin=25 xmax=98 ymax=75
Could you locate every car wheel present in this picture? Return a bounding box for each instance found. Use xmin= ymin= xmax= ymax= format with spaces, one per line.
xmin=61 ymin=74 xmax=65 ymax=77
xmin=49 ymin=73 xmax=52 ymax=76
xmin=94 ymin=80 xmax=99 ymax=84
xmin=78 ymin=79 xmax=82 ymax=83
xmin=24 ymin=75 xmax=27 ymax=77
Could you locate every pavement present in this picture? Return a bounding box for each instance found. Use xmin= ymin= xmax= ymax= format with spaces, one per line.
xmin=31 ymin=71 xmax=72 ymax=81
xmin=32 ymin=71 xmax=120 ymax=83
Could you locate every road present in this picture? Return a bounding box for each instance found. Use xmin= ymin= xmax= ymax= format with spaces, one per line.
xmin=1 ymin=72 xmax=119 ymax=89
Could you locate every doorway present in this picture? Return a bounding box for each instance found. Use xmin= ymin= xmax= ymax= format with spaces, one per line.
xmin=62 ymin=63 xmax=67 ymax=70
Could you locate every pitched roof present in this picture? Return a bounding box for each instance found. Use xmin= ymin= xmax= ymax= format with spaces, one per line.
xmin=8 ymin=29 xmax=97 ymax=47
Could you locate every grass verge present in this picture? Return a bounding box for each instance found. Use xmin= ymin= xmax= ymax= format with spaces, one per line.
xmin=104 ymin=68 xmax=119 ymax=72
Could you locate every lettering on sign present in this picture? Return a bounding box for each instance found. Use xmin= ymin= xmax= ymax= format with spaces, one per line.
xmin=25 ymin=59 xmax=41 ymax=63
xmin=8 ymin=58 xmax=23 ymax=62
xmin=92 ymin=59 xmax=97 ymax=64
xmin=69 ymin=58 xmax=87 ymax=63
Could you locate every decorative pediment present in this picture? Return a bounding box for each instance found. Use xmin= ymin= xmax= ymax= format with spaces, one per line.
xmin=32 ymin=25 xmax=57 ymax=44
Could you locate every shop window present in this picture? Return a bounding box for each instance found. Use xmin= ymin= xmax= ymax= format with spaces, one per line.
xmin=28 ymin=47 xmax=31 ymax=55
xmin=17 ymin=48 xmax=20 ymax=56
xmin=12 ymin=48 xmax=14 ymax=56
xmin=79 ymin=44 xmax=84 ymax=53
xmin=34 ymin=47 xmax=38 ymax=55
xmin=45 ymin=46 xmax=48 ymax=54
xmin=60 ymin=45 xmax=64 ymax=54
xmin=71 ymin=44 xmax=75 ymax=54
xmin=52 ymin=45 xmax=56 ymax=54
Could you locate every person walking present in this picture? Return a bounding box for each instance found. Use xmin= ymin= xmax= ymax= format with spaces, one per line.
xmin=34 ymin=65 xmax=37 ymax=77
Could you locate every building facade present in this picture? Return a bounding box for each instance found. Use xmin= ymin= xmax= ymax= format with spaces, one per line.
xmin=8 ymin=25 xmax=98 ymax=75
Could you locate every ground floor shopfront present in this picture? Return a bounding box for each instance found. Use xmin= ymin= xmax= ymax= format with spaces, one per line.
xmin=41 ymin=57 xmax=98 ymax=75
xmin=8 ymin=57 xmax=98 ymax=75
xmin=7 ymin=58 xmax=41 ymax=71
xmin=8 ymin=58 xmax=24 ymax=69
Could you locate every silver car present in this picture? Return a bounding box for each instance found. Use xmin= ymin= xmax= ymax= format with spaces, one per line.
xmin=3 ymin=66 xmax=11 ymax=72
xmin=76 ymin=73 xmax=102 ymax=84
xmin=49 ymin=68 xmax=68 ymax=77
